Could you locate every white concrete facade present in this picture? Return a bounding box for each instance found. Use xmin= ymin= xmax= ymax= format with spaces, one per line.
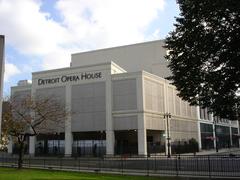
xmin=11 ymin=62 xmax=199 ymax=156
xmin=71 ymin=40 xmax=171 ymax=79
xmin=9 ymin=40 xmax=239 ymax=156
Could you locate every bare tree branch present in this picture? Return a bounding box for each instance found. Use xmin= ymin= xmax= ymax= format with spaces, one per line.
xmin=2 ymin=94 xmax=70 ymax=169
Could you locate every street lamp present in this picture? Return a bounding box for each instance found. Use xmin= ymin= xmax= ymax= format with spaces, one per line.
xmin=164 ymin=112 xmax=171 ymax=158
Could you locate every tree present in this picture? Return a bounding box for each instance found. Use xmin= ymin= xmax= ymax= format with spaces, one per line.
xmin=165 ymin=0 xmax=240 ymax=120
xmin=2 ymin=95 xmax=69 ymax=169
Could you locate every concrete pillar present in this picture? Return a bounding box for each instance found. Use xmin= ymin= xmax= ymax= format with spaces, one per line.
xmin=238 ymin=121 xmax=240 ymax=148
xmin=138 ymin=113 xmax=147 ymax=155
xmin=229 ymin=126 xmax=233 ymax=147
xmin=196 ymin=106 xmax=202 ymax=150
xmin=136 ymin=74 xmax=145 ymax=113
xmin=197 ymin=122 xmax=202 ymax=150
xmin=138 ymin=128 xmax=147 ymax=156
xmin=106 ymin=130 xmax=114 ymax=155
xmin=136 ymin=75 xmax=147 ymax=156
xmin=29 ymin=136 xmax=35 ymax=156
xmin=65 ymin=132 xmax=72 ymax=156
xmin=7 ymin=136 xmax=13 ymax=154
xmin=65 ymin=85 xmax=72 ymax=156
xmin=105 ymin=69 xmax=114 ymax=155
xmin=213 ymin=124 xmax=216 ymax=149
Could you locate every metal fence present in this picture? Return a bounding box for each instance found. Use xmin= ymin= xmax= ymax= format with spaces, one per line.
xmin=0 ymin=154 xmax=240 ymax=178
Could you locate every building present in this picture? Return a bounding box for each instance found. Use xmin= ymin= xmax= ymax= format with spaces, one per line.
xmin=71 ymin=40 xmax=171 ymax=79
xmin=198 ymin=108 xmax=239 ymax=150
xmin=0 ymin=35 xmax=5 ymax=137
xmin=9 ymin=40 xmax=239 ymax=156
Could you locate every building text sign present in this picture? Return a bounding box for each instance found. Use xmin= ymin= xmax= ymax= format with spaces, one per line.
xmin=38 ymin=72 xmax=102 ymax=86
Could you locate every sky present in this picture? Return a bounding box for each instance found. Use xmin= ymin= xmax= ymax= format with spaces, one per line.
xmin=0 ymin=0 xmax=180 ymax=96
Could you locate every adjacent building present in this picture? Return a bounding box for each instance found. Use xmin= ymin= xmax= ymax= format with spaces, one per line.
xmin=9 ymin=40 xmax=239 ymax=156
xmin=198 ymin=108 xmax=239 ymax=150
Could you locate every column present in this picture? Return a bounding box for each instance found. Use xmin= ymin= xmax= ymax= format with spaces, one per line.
xmin=238 ymin=121 xmax=240 ymax=147
xmin=29 ymin=136 xmax=35 ymax=156
xmin=229 ymin=126 xmax=233 ymax=147
xmin=137 ymin=75 xmax=147 ymax=156
xmin=213 ymin=124 xmax=216 ymax=149
xmin=106 ymin=130 xmax=114 ymax=155
xmin=7 ymin=136 xmax=13 ymax=154
xmin=138 ymin=114 xmax=147 ymax=156
xmin=65 ymin=85 xmax=72 ymax=156
xmin=106 ymin=70 xmax=114 ymax=155
xmin=138 ymin=129 xmax=147 ymax=156
xmin=65 ymin=132 xmax=72 ymax=156
xmin=196 ymin=106 xmax=202 ymax=150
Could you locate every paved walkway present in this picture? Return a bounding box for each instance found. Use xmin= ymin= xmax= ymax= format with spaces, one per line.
xmin=185 ymin=148 xmax=240 ymax=156
xmin=1 ymin=148 xmax=240 ymax=158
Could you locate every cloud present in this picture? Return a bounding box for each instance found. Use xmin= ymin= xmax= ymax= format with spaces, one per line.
xmin=0 ymin=0 xmax=69 ymax=55
xmin=41 ymin=48 xmax=71 ymax=70
xmin=0 ymin=0 xmax=165 ymax=71
xmin=4 ymin=62 xmax=21 ymax=82
xmin=56 ymin=0 xmax=165 ymax=48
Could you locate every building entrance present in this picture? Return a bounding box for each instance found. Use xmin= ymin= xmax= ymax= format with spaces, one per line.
xmin=35 ymin=133 xmax=65 ymax=156
xmin=115 ymin=130 xmax=138 ymax=155
xmin=147 ymin=130 xmax=165 ymax=154
xmin=72 ymin=131 xmax=106 ymax=157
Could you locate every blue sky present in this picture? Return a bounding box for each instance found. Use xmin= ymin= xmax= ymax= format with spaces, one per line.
xmin=0 ymin=0 xmax=179 ymax=96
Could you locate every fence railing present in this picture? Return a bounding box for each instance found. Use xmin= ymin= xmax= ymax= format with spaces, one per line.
xmin=0 ymin=154 xmax=240 ymax=178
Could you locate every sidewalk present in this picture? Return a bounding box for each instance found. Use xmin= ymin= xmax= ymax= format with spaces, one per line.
xmin=187 ymin=148 xmax=240 ymax=156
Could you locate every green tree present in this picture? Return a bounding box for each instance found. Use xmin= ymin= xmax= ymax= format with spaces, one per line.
xmin=165 ymin=0 xmax=240 ymax=120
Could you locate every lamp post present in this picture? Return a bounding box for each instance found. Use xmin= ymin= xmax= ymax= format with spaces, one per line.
xmin=164 ymin=112 xmax=171 ymax=158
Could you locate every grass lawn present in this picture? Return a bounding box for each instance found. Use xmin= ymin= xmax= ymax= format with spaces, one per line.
xmin=0 ymin=167 xmax=184 ymax=180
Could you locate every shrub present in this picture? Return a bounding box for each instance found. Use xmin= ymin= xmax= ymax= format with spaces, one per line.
xmin=171 ymin=138 xmax=199 ymax=154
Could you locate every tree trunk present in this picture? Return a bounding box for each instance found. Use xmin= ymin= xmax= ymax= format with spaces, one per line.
xmin=18 ymin=142 xmax=24 ymax=169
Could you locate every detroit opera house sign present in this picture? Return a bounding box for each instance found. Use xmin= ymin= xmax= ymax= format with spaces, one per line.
xmin=38 ymin=72 xmax=102 ymax=86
